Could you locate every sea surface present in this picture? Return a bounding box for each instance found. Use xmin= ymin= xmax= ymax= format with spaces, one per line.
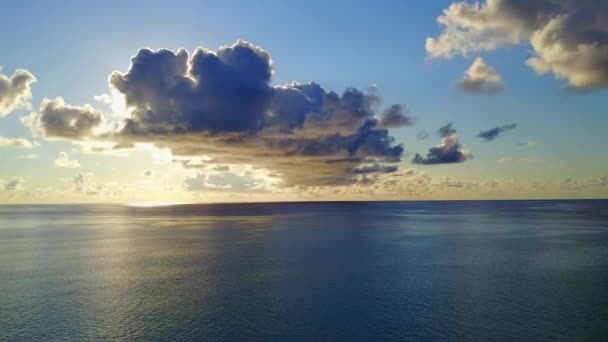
xmin=1 ymin=200 xmax=607 ymax=341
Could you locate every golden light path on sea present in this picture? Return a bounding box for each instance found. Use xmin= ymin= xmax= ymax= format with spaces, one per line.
xmin=127 ymin=202 xmax=191 ymax=208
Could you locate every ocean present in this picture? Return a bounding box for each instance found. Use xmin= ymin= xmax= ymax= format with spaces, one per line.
xmin=1 ymin=200 xmax=607 ymax=341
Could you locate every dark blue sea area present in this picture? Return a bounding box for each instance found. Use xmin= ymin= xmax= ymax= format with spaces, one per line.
xmin=1 ymin=200 xmax=607 ymax=341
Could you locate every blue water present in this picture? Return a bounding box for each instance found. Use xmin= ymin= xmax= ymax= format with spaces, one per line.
xmin=1 ymin=200 xmax=607 ymax=341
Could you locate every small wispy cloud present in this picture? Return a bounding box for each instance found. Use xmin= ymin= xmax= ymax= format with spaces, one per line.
xmin=477 ymin=124 xmax=517 ymax=141
xmin=437 ymin=122 xmax=456 ymax=138
xmin=497 ymin=156 xmax=513 ymax=165
xmin=2 ymin=177 xmax=25 ymax=191
xmin=54 ymin=152 xmax=81 ymax=168
xmin=0 ymin=135 xmax=34 ymax=148
xmin=517 ymin=140 xmax=537 ymax=148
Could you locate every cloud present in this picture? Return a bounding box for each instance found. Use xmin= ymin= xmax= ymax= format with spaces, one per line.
xmin=437 ymin=122 xmax=456 ymax=138
xmin=412 ymin=134 xmax=472 ymax=165
xmin=425 ymin=0 xmax=544 ymax=58
xmin=517 ymin=139 xmax=537 ymax=147
xmin=457 ymin=57 xmax=504 ymax=94
xmin=3 ymin=177 xmax=25 ymax=191
xmin=0 ymin=135 xmax=34 ymax=148
xmin=498 ymin=156 xmax=543 ymax=165
xmin=70 ymin=173 xmax=119 ymax=196
xmin=497 ymin=156 xmax=513 ymax=164
xmin=22 ymin=97 xmax=105 ymax=140
xmin=526 ymin=12 xmax=608 ymax=89
xmin=561 ymin=176 xmax=608 ymax=190
xmin=519 ymin=158 xmax=544 ymax=165
xmin=477 ymin=123 xmax=517 ymax=141
xmin=142 ymin=170 xmax=153 ymax=177
xmin=54 ymin=152 xmax=81 ymax=168
xmin=377 ymin=104 xmax=414 ymax=128
xmin=22 ymin=153 xmax=39 ymax=159
xmin=73 ymin=173 xmax=86 ymax=190
xmin=426 ymin=0 xmax=608 ymax=89
xmin=351 ymin=163 xmax=399 ymax=174
xmin=0 ymin=68 xmax=36 ymax=117
xmin=211 ymin=165 xmax=230 ymax=172
xmin=28 ymin=41 xmax=406 ymax=186
xmin=183 ymin=168 xmax=281 ymax=192
xmin=184 ymin=172 xmax=251 ymax=191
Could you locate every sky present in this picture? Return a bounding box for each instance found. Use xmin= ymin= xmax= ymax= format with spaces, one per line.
xmin=0 ymin=0 xmax=607 ymax=204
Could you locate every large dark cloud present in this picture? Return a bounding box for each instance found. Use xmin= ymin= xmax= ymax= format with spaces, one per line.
xmin=427 ymin=0 xmax=608 ymax=89
xmin=111 ymin=42 xmax=273 ymax=134
xmin=0 ymin=68 xmax=36 ymax=117
xmin=27 ymin=41 xmax=408 ymax=186
xmin=477 ymin=123 xmax=517 ymax=141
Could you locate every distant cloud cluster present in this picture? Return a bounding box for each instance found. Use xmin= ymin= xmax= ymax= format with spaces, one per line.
xmin=24 ymin=41 xmax=412 ymax=186
xmin=426 ymin=0 xmax=608 ymax=89
xmin=457 ymin=57 xmax=504 ymax=94
xmin=413 ymin=124 xmax=472 ymax=165
xmin=70 ymin=173 xmax=124 ymax=196
xmin=0 ymin=68 xmax=36 ymax=117
xmin=477 ymin=123 xmax=517 ymax=141
xmin=561 ymin=176 xmax=608 ymax=190
xmin=183 ymin=166 xmax=280 ymax=192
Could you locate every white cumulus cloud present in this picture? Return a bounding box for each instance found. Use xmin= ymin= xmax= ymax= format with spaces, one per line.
xmin=0 ymin=68 xmax=37 ymax=117
xmin=457 ymin=57 xmax=504 ymax=94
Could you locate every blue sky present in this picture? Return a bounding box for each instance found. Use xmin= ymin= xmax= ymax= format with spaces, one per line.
xmin=1 ymin=0 xmax=607 ymax=202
